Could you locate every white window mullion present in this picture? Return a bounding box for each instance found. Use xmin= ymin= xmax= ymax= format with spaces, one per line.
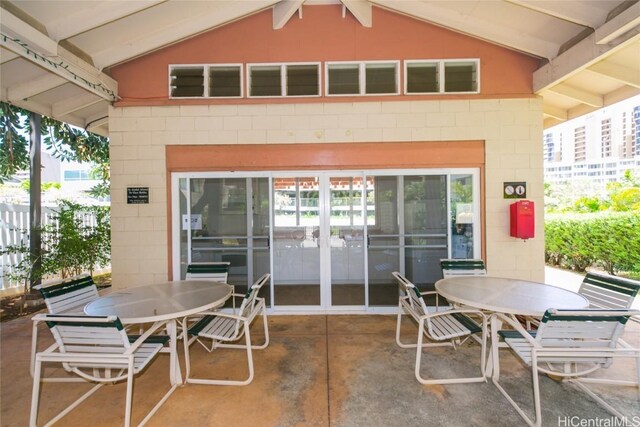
xmin=360 ymin=63 xmax=366 ymax=95
xmin=439 ymin=62 xmax=445 ymax=94
xmin=203 ymin=66 xmax=209 ymax=98
xmin=281 ymin=64 xmax=287 ymax=96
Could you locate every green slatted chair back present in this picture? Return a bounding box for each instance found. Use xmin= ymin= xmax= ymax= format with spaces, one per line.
xmin=186 ymin=262 xmax=231 ymax=282
xmin=45 ymin=314 xmax=130 ymax=356
xmin=35 ymin=275 xmax=99 ymax=314
xmin=578 ymin=272 xmax=640 ymax=310
xmin=392 ymin=271 xmax=427 ymax=316
xmin=535 ymin=309 xmax=631 ymax=366
xmin=238 ymin=273 xmax=270 ymax=320
xmin=440 ymin=259 xmax=487 ymax=278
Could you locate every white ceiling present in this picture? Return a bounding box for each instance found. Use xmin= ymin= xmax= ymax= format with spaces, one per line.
xmin=1 ymin=0 xmax=639 ymax=137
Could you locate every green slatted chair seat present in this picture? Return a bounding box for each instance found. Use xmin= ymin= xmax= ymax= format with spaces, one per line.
xmin=578 ymin=272 xmax=640 ymax=310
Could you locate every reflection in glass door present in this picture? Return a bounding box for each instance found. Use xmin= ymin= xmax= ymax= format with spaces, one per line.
xmin=174 ymin=169 xmax=480 ymax=312
xmin=272 ymin=177 xmax=321 ymax=307
xmin=367 ymin=174 xmax=448 ymax=305
xmin=176 ymin=177 xmax=270 ymax=301
xmin=329 ymin=176 xmax=366 ymax=307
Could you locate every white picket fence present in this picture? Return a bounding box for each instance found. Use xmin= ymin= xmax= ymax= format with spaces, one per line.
xmin=0 ymin=203 xmax=100 ymax=294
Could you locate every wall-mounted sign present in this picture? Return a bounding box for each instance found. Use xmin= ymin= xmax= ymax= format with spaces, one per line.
xmin=504 ymin=182 xmax=527 ymax=199
xmin=127 ymin=187 xmax=149 ymax=204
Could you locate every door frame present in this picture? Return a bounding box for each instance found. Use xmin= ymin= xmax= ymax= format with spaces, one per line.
xmin=171 ymin=168 xmax=481 ymax=314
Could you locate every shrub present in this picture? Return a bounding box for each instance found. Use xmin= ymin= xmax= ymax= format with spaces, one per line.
xmin=0 ymin=201 xmax=110 ymax=291
xmin=545 ymin=212 xmax=640 ymax=275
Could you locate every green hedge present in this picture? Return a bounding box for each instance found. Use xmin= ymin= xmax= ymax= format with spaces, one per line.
xmin=545 ymin=212 xmax=640 ymax=274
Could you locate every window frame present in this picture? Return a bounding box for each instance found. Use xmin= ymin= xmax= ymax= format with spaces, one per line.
xmin=207 ymin=63 xmax=244 ymax=99
xmin=404 ymin=59 xmax=480 ymax=95
xmin=325 ymin=60 xmax=400 ymax=97
xmin=247 ymin=62 xmax=322 ymax=98
xmin=169 ymin=63 xmax=244 ymax=99
xmin=168 ymin=64 xmax=206 ymax=99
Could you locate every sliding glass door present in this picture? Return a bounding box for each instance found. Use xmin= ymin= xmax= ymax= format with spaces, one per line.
xmin=173 ymin=169 xmax=480 ymax=312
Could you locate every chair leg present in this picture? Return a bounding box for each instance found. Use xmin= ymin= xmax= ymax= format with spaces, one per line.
xmin=252 ymin=304 xmax=269 ymax=350
xmin=183 ymin=323 xmax=192 ymax=382
xmin=414 ymin=320 xmax=486 ymax=385
xmin=396 ymin=308 xmax=417 ymax=348
xmin=186 ymin=320 xmax=255 ymax=386
xmin=31 ymin=356 xmax=103 ymax=427
xmin=29 ymin=359 xmax=43 ymax=427
xmin=30 ymin=321 xmax=39 ymax=379
xmin=491 ymin=351 xmax=540 ymax=427
xmin=124 ymin=359 xmax=134 ymax=427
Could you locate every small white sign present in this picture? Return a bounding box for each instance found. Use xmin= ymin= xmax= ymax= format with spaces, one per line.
xmin=182 ymin=214 xmax=202 ymax=230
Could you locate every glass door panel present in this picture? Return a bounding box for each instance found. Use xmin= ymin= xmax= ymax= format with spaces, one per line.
xmin=403 ymin=175 xmax=448 ymax=288
xmin=329 ymin=176 xmax=365 ymax=306
xmin=250 ymin=178 xmax=271 ymax=306
xmin=177 ymin=177 xmax=270 ymax=305
xmin=450 ymin=174 xmax=476 ymax=260
xmin=367 ymin=176 xmax=400 ymax=306
xmin=272 ymin=176 xmax=321 ymax=307
xmin=189 ymin=178 xmax=249 ymax=290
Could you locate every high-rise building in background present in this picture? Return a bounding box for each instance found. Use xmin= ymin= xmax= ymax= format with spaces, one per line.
xmin=544 ymin=95 xmax=640 ymax=187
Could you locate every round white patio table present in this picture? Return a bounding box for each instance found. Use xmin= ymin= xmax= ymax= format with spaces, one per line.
xmin=435 ymin=276 xmax=589 ymax=317
xmin=435 ymin=276 xmax=589 ymax=378
xmin=85 ymin=280 xmax=232 ymax=385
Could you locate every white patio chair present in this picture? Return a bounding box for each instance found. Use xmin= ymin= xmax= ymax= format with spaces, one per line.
xmin=439 ymin=259 xmax=487 ymax=278
xmin=392 ymin=271 xmax=487 ymax=385
xmin=528 ymin=272 xmax=640 ymax=330
xmin=30 ymin=275 xmax=100 ymax=379
xmin=186 ymin=262 xmax=231 ymax=282
xmin=30 ymin=314 xmax=177 ymax=427
xmin=578 ymin=272 xmax=640 ymax=310
xmin=183 ymin=273 xmax=270 ymax=386
xmin=492 ymin=309 xmax=640 ymax=427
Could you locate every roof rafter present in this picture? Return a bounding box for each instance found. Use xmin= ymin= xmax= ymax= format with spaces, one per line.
xmin=341 ymin=0 xmax=372 ymax=28
xmin=7 ymin=73 xmax=66 ymax=102
xmin=504 ymin=0 xmax=605 ymax=28
xmin=0 ymin=48 xmax=18 ymax=64
xmin=45 ymin=0 xmax=167 ymax=41
xmin=88 ymin=0 xmax=279 ymax=70
xmin=0 ymin=12 xmax=118 ymax=102
xmin=0 ymin=8 xmax=57 ymax=55
xmin=273 ymin=0 xmax=304 ymax=30
xmin=546 ymin=83 xmax=604 ymax=108
xmin=369 ymin=0 xmax=560 ymax=59
xmin=52 ymin=92 xmax=102 ymax=117
xmin=533 ymin=27 xmax=640 ymax=92
xmin=595 ymin=2 xmax=640 ymax=44
xmin=543 ymin=104 xmax=568 ymax=121
xmin=84 ymin=112 xmax=109 ymax=131
xmin=587 ymin=62 xmax=640 ymax=89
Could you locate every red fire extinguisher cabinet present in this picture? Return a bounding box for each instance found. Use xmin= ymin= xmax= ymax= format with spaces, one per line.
xmin=510 ymin=200 xmax=535 ymax=239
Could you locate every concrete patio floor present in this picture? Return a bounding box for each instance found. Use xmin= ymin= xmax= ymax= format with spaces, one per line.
xmin=2 ymin=312 xmax=639 ymax=427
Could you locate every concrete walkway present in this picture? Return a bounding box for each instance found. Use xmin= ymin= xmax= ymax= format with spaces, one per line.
xmin=2 ymin=308 xmax=639 ymax=426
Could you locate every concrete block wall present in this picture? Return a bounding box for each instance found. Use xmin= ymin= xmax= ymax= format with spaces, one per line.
xmin=109 ymin=96 xmax=544 ymax=290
